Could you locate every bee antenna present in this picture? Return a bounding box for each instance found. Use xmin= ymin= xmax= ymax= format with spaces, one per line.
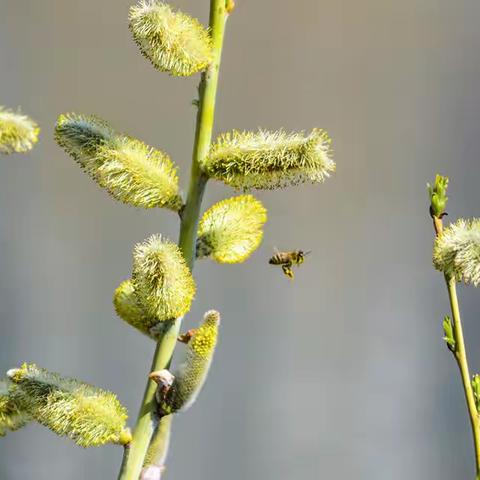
xmin=304 ymin=251 xmax=312 ymax=256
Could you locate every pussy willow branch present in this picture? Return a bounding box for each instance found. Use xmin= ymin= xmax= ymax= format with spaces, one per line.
xmin=432 ymin=216 xmax=480 ymax=478
xmin=117 ymin=1 xmax=230 ymax=478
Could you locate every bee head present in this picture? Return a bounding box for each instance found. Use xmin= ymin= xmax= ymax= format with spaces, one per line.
xmin=297 ymin=250 xmax=311 ymax=263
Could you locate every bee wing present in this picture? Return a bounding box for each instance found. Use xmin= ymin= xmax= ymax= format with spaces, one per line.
xmin=268 ymin=247 xmax=277 ymax=264
xmin=268 ymin=246 xmax=281 ymax=265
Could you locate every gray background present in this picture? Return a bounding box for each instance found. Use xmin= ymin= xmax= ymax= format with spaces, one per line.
xmin=0 ymin=0 xmax=480 ymax=478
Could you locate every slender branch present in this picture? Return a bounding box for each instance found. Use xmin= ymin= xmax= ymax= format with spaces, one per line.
xmin=433 ymin=216 xmax=480 ymax=478
xmin=178 ymin=0 xmax=231 ymax=267
xmin=446 ymin=276 xmax=480 ymax=475
xmin=140 ymin=3 xmax=231 ymax=476
xmin=118 ymin=2 xmax=230 ymax=478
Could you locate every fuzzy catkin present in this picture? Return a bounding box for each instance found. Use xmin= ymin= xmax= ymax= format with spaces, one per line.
xmin=0 ymin=107 xmax=39 ymax=154
xmin=0 ymin=380 xmax=31 ymax=436
xmin=160 ymin=310 xmax=220 ymax=415
xmin=201 ymin=128 xmax=335 ymax=190
xmin=55 ymin=113 xmax=114 ymax=174
xmin=114 ymin=279 xmax=171 ymax=339
xmin=7 ymin=364 xmax=130 ymax=447
xmin=96 ymin=137 xmax=182 ymax=210
xmin=129 ymin=1 xmax=213 ymax=76
xmin=433 ymin=218 xmax=480 ymax=286
xmin=132 ymin=235 xmax=196 ymax=322
xmin=114 ymin=279 xmax=155 ymax=336
xmin=197 ymin=194 xmax=267 ymax=263
xmin=55 ymin=113 xmax=182 ymax=210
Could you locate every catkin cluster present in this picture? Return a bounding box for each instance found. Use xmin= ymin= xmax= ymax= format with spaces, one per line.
xmin=43 ymin=1 xmax=340 ymax=476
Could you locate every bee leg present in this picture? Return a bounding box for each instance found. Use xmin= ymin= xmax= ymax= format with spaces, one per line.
xmin=178 ymin=329 xmax=197 ymax=344
xmin=282 ymin=264 xmax=294 ymax=279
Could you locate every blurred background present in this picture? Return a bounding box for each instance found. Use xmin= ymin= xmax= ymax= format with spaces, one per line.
xmin=1 ymin=0 xmax=480 ymax=478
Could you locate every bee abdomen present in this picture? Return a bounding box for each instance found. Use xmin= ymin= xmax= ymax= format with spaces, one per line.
xmin=269 ymin=255 xmax=284 ymax=265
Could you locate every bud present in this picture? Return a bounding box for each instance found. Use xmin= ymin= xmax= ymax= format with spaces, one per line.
xmin=201 ymin=128 xmax=335 ymax=190
xmin=0 ymin=107 xmax=39 ymax=154
xmin=443 ymin=315 xmax=455 ymax=352
xmin=55 ymin=113 xmax=182 ymax=211
xmin=197 ymin=195 xmax=267 ymax=263
xmin=433 ymin=218 xmax=480 ymax=286
xmin=132 ymin=235 xmax=196 ymax=322
xmin=473 ymin=374 xmax=480 ymax=412
xmin=154 ymin=310 xmax=220 ymax=415
xmin=0 ymin=380 xmax=31 ymax=436
xmin=129 ymin=1 xmax=213 ymax=77
xmin=427 ymin=174 xmax=449 ymax=218
xmin=7 ymin=363 xmax=131 ymax=447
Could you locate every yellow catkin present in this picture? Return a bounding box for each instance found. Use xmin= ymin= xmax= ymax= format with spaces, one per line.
xmin=129 ymin=1 xmax=213 ymax=76
xmin=0 ymin=380 xmax=31 ymax=436
xmin=132 ymin=235 xmax=196 ymax=322
xmin=0 ymin=107 xmax=39 ymax=154
xmin=197 ymin=195 xmax=267 ymax=263
xmin=114 ymin=279 xmax=171 ymax=340
xmin=55 ymin=113 xmax=182 ymax=210
xmin=159 ymin=310 xmax=220 ymax=414
xmin=7 ymin=364 xmax=130 ymax=447
xmin=114 ymin=279 xmax=156 ymax=336
xmin=433 ymin=218 xmax=480 ymax=286
xmin=201 ymin=128 xmax=335 ymax=190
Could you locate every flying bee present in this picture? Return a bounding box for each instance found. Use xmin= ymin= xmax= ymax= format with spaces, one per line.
xmin=268 ymin=249 xmax=311 ymax=279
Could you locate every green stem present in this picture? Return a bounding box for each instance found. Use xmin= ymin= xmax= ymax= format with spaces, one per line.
xmin=141 ymin=415 xmax=172 ymax=477
xmin=178 ymin=0 xmax=230 ymax=267
xmin=446 ymin=276 xmax=480 ymax=477
xmin=141 ymin=3 xmax=231 ymax=476
xmin=434 ymin=216 xmax=480 ymax=477
xmin=118 ymin=321 xmax=181 ymax=480
xmin=117 ymin=2 xmax=230 ymax=478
